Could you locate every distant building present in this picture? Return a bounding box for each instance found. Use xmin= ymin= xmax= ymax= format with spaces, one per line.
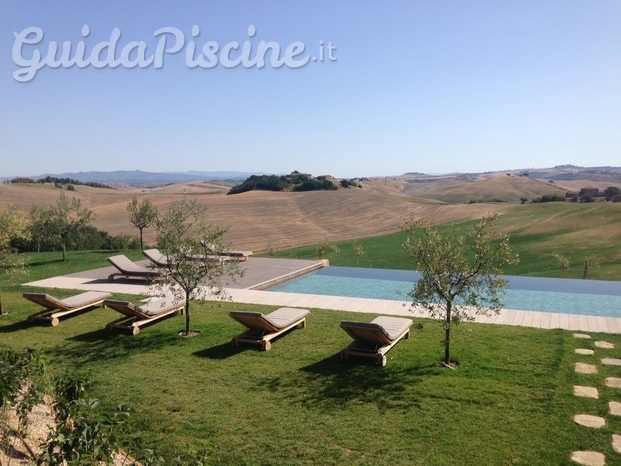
xmin=316 ymin=175 xmax=333 ymax=181
xmin=613 ymin=195 xmax=621 ymax=203
xmin=580 ymin=187 xmax=601 ymax=197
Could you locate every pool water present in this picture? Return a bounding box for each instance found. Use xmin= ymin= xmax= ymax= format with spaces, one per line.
xmin=268 ymin=267 xmax=621 ymax=317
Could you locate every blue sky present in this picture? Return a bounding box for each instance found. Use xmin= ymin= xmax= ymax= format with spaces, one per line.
xmin=1 ymin=1 xmax=620 ymax=178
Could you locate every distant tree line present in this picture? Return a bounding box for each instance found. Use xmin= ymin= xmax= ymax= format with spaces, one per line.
xmin=228 ymin=174 xmax=338 ymax=195
xmin=7 ymin=176 xmax=112 ymax=189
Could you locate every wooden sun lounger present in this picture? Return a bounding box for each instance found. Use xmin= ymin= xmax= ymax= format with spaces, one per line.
xmin=143 ymin=248 xmax=232 ymax=268
xmin=24 ymin=291 xmax=112 ymax=326
xmin=107 ymin=254 xmax=162 ymax=282
xmin=142 ymin=248 xmax=171 ymax=268
xmin=230 ymin=307 xmax=310 ymax=350
xmin=340 ymin=316 xmax=413 ymax=366
xmin=202 ymin=241 xmax=253 ymax=261
xmin=103 ymin=298 xmax=183 ymax=335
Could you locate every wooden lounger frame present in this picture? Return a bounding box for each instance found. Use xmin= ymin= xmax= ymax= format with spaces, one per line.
xmin=340 ymin=320 xmax=412 ymax=367
xmin=230 ymin=310 xmax=308 ymax=351
xmin=104 ymin=299 xmax=183 ymax=335
xmin=24 ymin=291 xmax=112 ymax=327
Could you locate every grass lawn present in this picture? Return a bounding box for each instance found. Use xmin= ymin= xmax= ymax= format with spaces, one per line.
xmin=2 ymin=252 xmax=621 ymax=464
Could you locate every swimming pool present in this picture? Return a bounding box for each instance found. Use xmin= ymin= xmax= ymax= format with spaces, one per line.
xmin=268 ymin=266 xmax=621 ymax=317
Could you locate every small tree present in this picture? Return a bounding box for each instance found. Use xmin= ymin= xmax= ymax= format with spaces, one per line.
xmin=153 ymin=198 xmax=244 ymax=336
xmin=402 ymin=213 xmax=519 ymax=368
xmin=352 ymin=240 xmax=366 ymax=267
xmin=315 ymin=239 xmax=340 ymax=260
xmin=546 ymin=251 xmax=570 ymax=277
xmin=0 ymin=206 xmax=30 ymax=314
xmin=127 ymin=196 xmax=159 ymax=250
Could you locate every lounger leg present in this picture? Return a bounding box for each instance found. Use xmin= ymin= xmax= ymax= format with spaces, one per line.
xmin=50 ymin=317 xmax=60 ymax=327
xmin=262 ymin=340 xmax=272 ymax=351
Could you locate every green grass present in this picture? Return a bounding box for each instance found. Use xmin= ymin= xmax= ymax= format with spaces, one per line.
xmin=267 ymin=202 xmax=621 ymax=280
xmin=2 ymin=252 xmax=621 ymax=464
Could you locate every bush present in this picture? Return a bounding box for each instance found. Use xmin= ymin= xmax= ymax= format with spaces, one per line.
xmin=531 ymin=193 xmax=566 ymax=203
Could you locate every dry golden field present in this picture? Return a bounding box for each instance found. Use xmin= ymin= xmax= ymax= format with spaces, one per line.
xmin=2 ymin=174 xmax=619 ymax=252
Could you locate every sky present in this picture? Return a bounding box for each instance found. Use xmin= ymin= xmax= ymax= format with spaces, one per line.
xmin=1 ymin=1 xmax=620 ymax=179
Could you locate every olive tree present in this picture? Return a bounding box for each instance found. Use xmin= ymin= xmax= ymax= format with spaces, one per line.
xmin=127 ymin=196 xmax=159 ymax=250
xmin=402 ymin=213 xmax=519 ymax=368
xmin=152 ymin=198 xmax=244 ymax=336
xmin=0 ymin=206 xmax=30 ymax=314
xmin=29 ymin=193 xmax=95 ymax=262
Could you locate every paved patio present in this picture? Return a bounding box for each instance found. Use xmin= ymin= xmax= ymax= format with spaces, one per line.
xmin=23 ymin=257 xmax=621 ymax=334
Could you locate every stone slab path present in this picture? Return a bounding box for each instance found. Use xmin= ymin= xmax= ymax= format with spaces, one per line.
xmin=573 ymin=336 xmax=619 ymax=465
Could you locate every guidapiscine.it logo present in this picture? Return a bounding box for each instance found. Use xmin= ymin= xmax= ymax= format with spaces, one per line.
xmin=12 ymin=24 xmax=337 ymax=82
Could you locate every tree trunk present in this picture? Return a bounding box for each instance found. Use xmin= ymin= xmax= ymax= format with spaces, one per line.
xmin=444 ymin=300 xmax=452 ymax=365
xmin=139 ymin=228 xmax=144 ymax=251
xmin=185 ymin=296 xmax=191 ymax=336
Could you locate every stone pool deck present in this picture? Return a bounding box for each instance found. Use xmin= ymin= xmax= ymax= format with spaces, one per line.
xmin=24 ymin=257 xmax=621 ymax=334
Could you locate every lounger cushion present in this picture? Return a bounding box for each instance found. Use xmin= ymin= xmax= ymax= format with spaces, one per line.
xmin=341 ymin=316 xmax=413 ymax=341
xmin=104 ymin=298 xmax=180 ymax=317
xmin=107 ymin=255 xmax=160 ymax=275
xmin=24 ymin=291 xmax=112 ymax=310
xmin=263 ymin=308 xmax=310 ymax=328
xmin=370 ymin=316 xmax=413 ymax=341
xmin=137 ymin=299 xmax=180 ymax=316
xmin=230 ymin=308 xmax=310 ymax=330
xmin=60 ymin=291 xmax=113 ymax=308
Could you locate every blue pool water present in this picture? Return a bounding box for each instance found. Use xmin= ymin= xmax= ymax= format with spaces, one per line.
xmin=268 ymin=267 xmax=621 ymax=317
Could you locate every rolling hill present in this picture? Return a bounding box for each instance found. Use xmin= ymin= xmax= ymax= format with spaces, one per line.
xmin=2 ymin=166 xmax=620 ymax=252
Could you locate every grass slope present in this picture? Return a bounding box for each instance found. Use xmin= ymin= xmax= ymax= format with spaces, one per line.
xmin=269 ymin=202 xmax=621 ymax=280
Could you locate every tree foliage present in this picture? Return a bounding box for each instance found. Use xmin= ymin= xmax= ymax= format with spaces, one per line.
xmin=152 ymin=198 xmax=244 ymax=336
xmin=402 ymin=213 xmax=519 ymax=366
xmin=28 ymin=193 xmax=95 ymax=261
xmin=227 ymin=174 xmax=337 ymax=194
xmin=0 ymin=206 xmax=30 ymax=314
xmin=127 ymin=196 xmax=159 ymax=250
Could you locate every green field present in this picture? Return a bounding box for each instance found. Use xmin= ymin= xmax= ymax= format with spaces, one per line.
xmin=2 ymin=251 xmax=621 ymax=464
xmin=269 ymin=202 xmax=621 ymax=280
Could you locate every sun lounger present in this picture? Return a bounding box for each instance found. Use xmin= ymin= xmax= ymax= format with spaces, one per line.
xmin=103 ymin=298 xmax=183 ymax=335
xmin=229 ymin=307 xmax=310 ymax=350
xmin=142 ymin=248 xmax=172 ymax=268
xmin=24 ymin=291 xmax=112 ymax=326
xmin=202 ymin=242 xmax=253 ymax=261
xmin=143 ymin=248 xmax=232 ymax=268
xmin=340 ymin=316 xmax=413 ymax=366
xmin=107 ymin=254 xmax=162 ymax=282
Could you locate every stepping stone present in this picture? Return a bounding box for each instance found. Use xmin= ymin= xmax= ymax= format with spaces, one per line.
xmin=574 ymin=386 xmax=599 ymax=399
xmin=613 ymin=434 xmax=621 ymax=455
xmin=602 ymin=358 xmax=621 ymax=366
xmin=571 ymin=451 xmax=605 ymax=466
xmin=595 ymin=341 xmax=615 ymax=349
xmin=574 ymin=414 xmax=606 ymax=428
xmin=606 ymin=378 xmax=621 ymax=389
xmin=574 ymin=333 xmax=592 ymax=339
xmin=610 ymin=401 xmax=621 ymax=416
xmin=576 ymin=363 xmax=598 ymax=374
xmin=576 ymin=349 xmax=595 ymax=355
